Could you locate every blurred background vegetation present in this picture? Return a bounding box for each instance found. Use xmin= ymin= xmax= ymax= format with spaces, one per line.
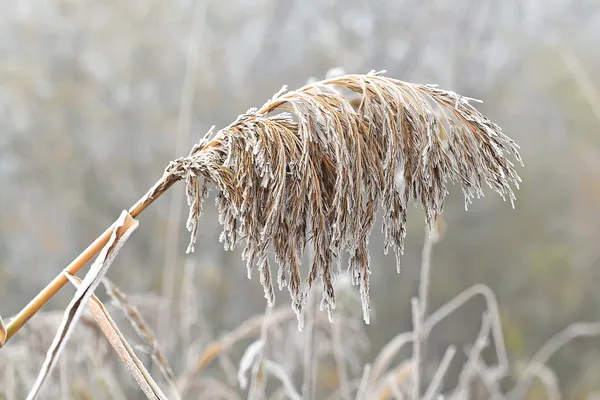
xmin=1 ymin=0 xmax=600 ymax=398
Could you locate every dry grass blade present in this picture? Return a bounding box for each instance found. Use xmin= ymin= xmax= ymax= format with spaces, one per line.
xmin=356 ymin=364 xmax=372 ymax=400
xmin=375 ymin=361 xmax=413 ymax=400
xmin=331 ymin=319 xmax=351 ymax=400
xmin=367 ymin=283 xmax=507 ymax=393
xmin=247 ymin=304 xmax=274 ymax=400
xmin=469 ymin=358 xmax=503 ymax=398
xmin=157 ymin=0 xmax=209 ymax=352
xmin=0 ymin=314 xmax=6 ymax=347
xmin=516 ymin=362 xmax=560 ymax=400
xmin=411 ymin=298 xmax=421 ymax=400
xmin=177 ymin=307 xmax=294 ymax=395
xmin=26 ymin=211 xmax=138 ymax=400
xmin=237 ymin=339 xmax=264 ymax=390
xmin=508 ymin=322 xmax=600 ymax=399
xmin=173 ymin=71 xmax=522 ymax=326
xmin=386 ymin=374 xmax=405 ymax=400
xmin=102 ymin=279 xmax=179 ymax=397
xmin=554 ymin=37 xmax=600 ymax=126
xmin=450 ymin=312 xmax=492 ymax=399
xmin=66 ymin=274 xmax=168 ymax=400
xmin=103 ymin=279 xmax=175 ymax=379
xmin=263 ymin=360 xmax=303 ymax=400
xmin=423 ymin=346 xmax=456 ymax=400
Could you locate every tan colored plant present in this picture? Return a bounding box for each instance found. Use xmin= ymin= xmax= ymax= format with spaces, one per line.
xmin=0 ymin=70 xmax=522 ymax=349
xmin=179 ymin=70 xmax=522 ymax=327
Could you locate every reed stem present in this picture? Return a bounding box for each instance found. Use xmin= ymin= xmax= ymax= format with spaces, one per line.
xmin=0 ymin=175 xmax=179 ymax=347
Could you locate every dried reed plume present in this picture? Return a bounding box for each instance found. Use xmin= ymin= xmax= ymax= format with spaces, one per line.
xmin=148 ymin=71 xmax=522 ymax=328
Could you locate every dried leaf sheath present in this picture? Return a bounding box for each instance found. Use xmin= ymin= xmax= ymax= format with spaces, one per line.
xmin=177 ymin=72 xmax=522 ymax=327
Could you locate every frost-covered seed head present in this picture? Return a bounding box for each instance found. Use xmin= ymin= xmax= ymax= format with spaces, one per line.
xmin=161 ymin=71 xmax=522 ymax=327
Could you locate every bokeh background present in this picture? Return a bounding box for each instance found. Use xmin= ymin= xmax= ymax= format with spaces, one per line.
xmin=1 ymin=0 xmax=600 ymax=398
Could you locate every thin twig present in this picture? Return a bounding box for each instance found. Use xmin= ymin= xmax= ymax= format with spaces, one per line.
xmin=423 ymin=346 xmax=456 ymax=400
xmin=102 ymin=279 xmax=180 ymax=400
xmin=367 ymin=284 xmax=508 ymax=393
xmin=248 ymin=305 xmax=273 ymax=400
xmin=157 ymin=0 xmax=208 ymax=345
xmin=554 ymin=37 xmax=600 ymax=126
xmin=179 ymin=258 xmax=204 ymax=352
xmin=368 ymin=332 xmax=413 ymax=390
xmin=387 ymin=373 xmax=405 ymax=400
xmin=177 ymin=307 xmax=295 ymax=395
xmin=324 ymin=379 xmax=365 ymax=400
xmin=418 ymin=228 xmax=435 ymax=320
xmin=508 ymin=322 xmax=600 ymax=399
xmin=237 ymin=340 xmax=264 ymax=390
xmin=416 ymin=228 xmax=436 ymax=399
xmin=519 ymin=362 xmax=560 ymax=400
xmin=302 ymin=287 xmax=316 ymax=399
xmin=263 ymin=360 xmax=303 ymax=400
xmin=470 ymin=358 xmax=504 ymax=399
xmin=331 ymin=319 xmax=351 ymax=400
xmin=425 ymin=284 xmax=509 ymax=378
xmin=374 ymin=361 xmax=413 ymax=400
xmin=450 ymin=312 xmax=492 ymax=400
xmin=411 ymin=298 xmax=421 ymax=400
xmin=302 ymin=244 xmax=318 ymax=399
xmin=68 ymin=275 xmax=168 ymax=400
xmin=356 ymin=364 xmax=372 ymax=400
